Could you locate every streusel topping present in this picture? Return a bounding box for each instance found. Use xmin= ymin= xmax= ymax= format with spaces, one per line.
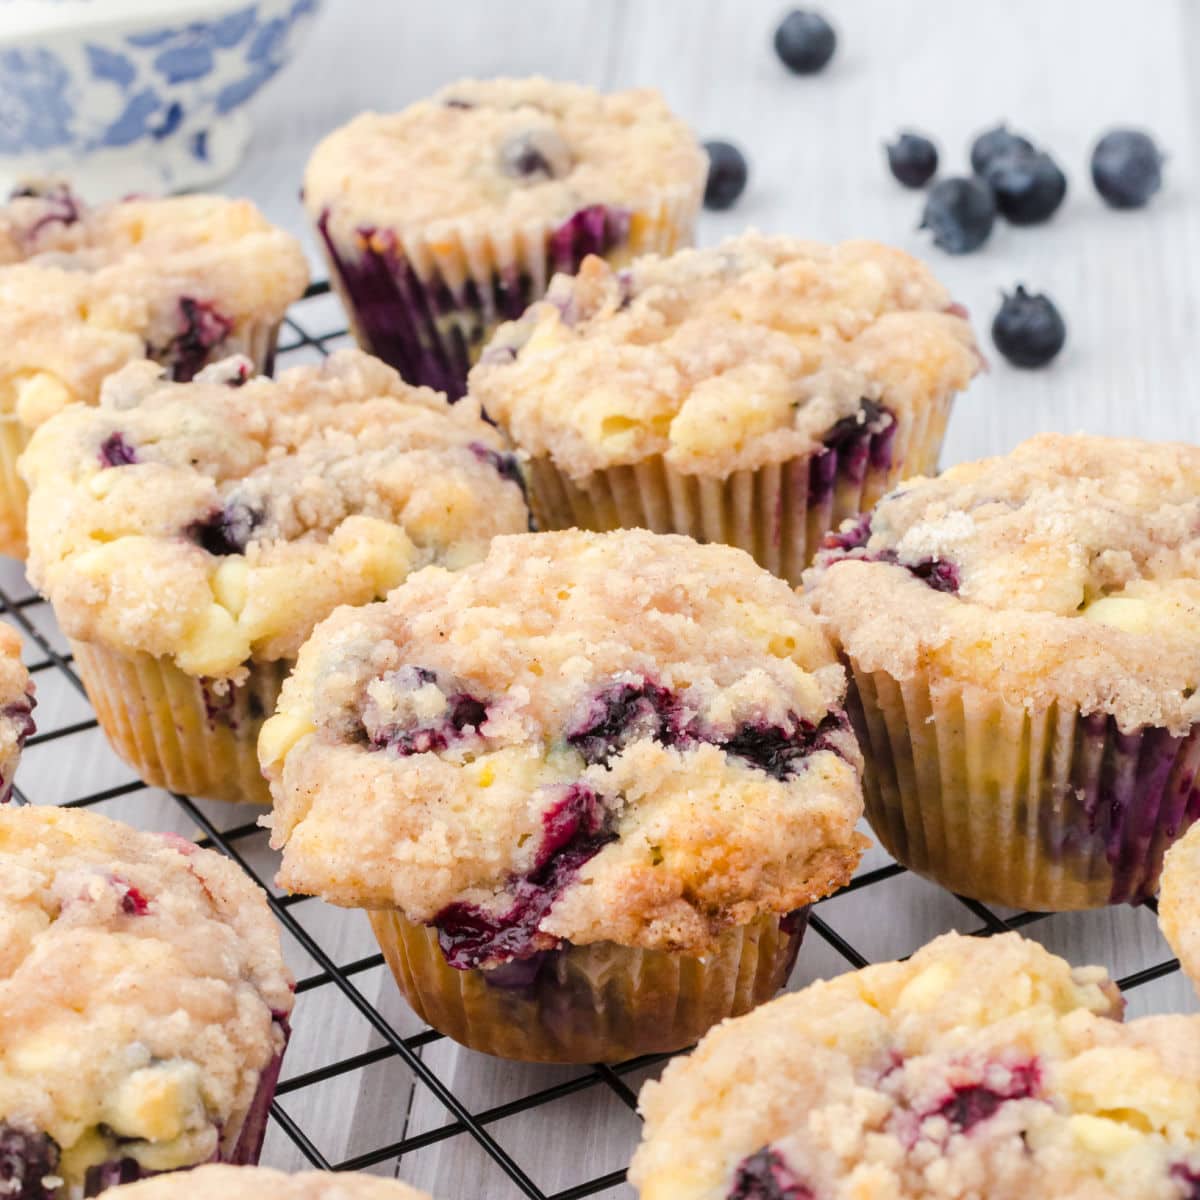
xmin=0 ymin=186 xmax=308 ymax=426
xmin=0 ymin=623 xmax=34 ymax=804
xmin=469 ymin=232 xmax=980 ymax=478
xmin=305 ymin=77 xmax=706 ymax=244
xmin=0 ymin=806 xmax=292 ymax=1189
xmin=111 ymin=1166 xmax=430 ymax=1200
xmin=262 ymin=529 xmax=866 ymax=962
xmin=21 ymin=349 xmax=529 ymax=680
xmin=806 ymin=434 xmax=1200 ymax=732
xmin=1159 ymin=823 xmax=1200 ymax=994
xmin=631 ymin=931 xmax=1200 ymax=1200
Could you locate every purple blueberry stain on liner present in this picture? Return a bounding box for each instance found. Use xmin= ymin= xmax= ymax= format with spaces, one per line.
xmin=726 ymin=1148 xmax=813 ymax=1200
xmin=0 ymin=1124 xmax=61 ymax=1200
xmin=98 ymin=432 xmax=138 ymax=468
xmin=433 ymin=782 xmax=616 ymax=969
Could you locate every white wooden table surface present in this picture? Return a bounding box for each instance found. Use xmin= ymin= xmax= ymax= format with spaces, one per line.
xmin=7 ymin=2 xmax=1200 ymax=1197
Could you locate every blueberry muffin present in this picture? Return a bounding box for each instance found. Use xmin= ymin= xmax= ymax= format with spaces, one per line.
xmin=631 ymin=930 xmax=1200 ymax=1200
xmin=0 ymin=622 xmax=34 ymax=803
xmin=110 ymin=1166 xmax=430 ymax=1200
xmin=304 ymin=77 xmax=705 ymax=399
xmin=1158 ymin=822 xmax=1200 ymax=996
xmin=21 ymin=348 xmax=528 ymax=805
xmin=261 ymin=529 xmax=867 ymax=1062
xmin=805 ymin=433 xmax=1200 ymax=910
xmin=0 ymin=806 xmax=293 ymax=1197
xmin=470 ymin=232 xmax=980 ymax=583
xmin=0 ymin=182 xmax=308 ymax=557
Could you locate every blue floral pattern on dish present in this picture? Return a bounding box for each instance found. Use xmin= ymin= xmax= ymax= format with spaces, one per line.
xmin=0 ymin=0 xmax=318 ymax=186
xmin=0 ymin=46 xmax=75 ymax=153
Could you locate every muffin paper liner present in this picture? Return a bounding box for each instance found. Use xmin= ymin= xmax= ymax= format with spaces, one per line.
xmin=845 ymin=660 xmax=1200 ymax=910
xmin=526 ymin=390 xmax=955 ymax=584
xmin=0 ymin=318 xmax=280 ymax=561
xmin=77 ymin=1016 xmax=288 ymax=1197
xmin=368 ymin=907 xmax=807 ymax=1063
xmin=70 ymin=641 xmax=290 ymax=806
xmin=314 ymin=184 xmax=700 ymax=400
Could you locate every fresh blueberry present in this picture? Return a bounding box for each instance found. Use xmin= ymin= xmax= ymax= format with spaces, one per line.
xmin=773 ymin=9 xmax=837 ymax=75
xmin=98 ymin=431 xmax=138 ymax=468
xmin=991 ymin=286 xmax=1066 ymax=368
xmin=1091 ymin=128 xmax=1164 ymax=209
xmin=0 ymin=1124 xmax=61 ymax=1200
xmin=921 ymin=177 xmax=996 ymax=254
xmin=188 ymin=501 xmax=262 ymax=556
xmin=983 ymin=150 xmax=1067 ymax=224
xmin=969 ymin=124 xmax=1035 ymax=175
xmin=886 ymin=132 xmax=938 ymax=188
xmin=703 ymin=141 xmax=749 ymax=211
xmin=727 ymin=1148 xmax=812 ymax=1200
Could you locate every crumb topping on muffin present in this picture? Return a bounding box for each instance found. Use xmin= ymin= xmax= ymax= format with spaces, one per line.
xmin=0 ymin=624 xmax=34 ymax=805
xmin=108 ymin=1165 xmax=431 ymax=1200
xmin=21 ymin=348 xmax=529 ymax=681
xmin=1159 ymin=823 xmax=1200 ymax=993
xmin=630 ymin=930 xmax=1200 ymax=1200
xmin=262 ymin=529 xmax=866 ymax=962
xmin=807 ymin=434 xmax=1200 ymax=732
xmin=0 ymin=806 xmax=292 ymax=1190
xmin=304 ymin=77 xmax=706 ymax=243
xmin=469 ymin=232 xmax=980 ymax=479
xmin=0 ymin=185 xmax=308 ymax=427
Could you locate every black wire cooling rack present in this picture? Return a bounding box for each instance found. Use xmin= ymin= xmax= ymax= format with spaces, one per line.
xmin=2 ymin=281 xmax=1193 ymax=1200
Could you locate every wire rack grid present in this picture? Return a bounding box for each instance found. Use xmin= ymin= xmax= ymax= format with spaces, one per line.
xmin=3 ymin=281 xmax=1196 ymax=1200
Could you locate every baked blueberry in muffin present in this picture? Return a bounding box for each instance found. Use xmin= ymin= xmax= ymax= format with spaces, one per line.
xmin=470 ymin=232 xmax=980 ymax=582
xmin=631 ymin=930 xmax=1200 ymax=1200
xmin=304 ymin=77 xmax=705 ymax=398
xmin=0 ymin=806 xmax=292 ymax=1197
xmin=805 ymin=433 xmax=1200 ymax=909
xmin=0 ymin=622 xmax=33 ymax=804
xmin=261 ymin=528 xmax=867 ymax=1061
xmin=0 ymin=183 xmax=308 ymax=557
xmin=20 ymin=348 xmax=529 ymax=805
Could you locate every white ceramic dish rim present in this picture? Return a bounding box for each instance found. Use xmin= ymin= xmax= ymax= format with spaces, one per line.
xmin=0 ymin=0 xmax=264 ymax=41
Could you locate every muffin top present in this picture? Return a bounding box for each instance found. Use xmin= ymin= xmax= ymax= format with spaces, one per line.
xmin=304 ymin=77 xmax=706 ymax=244
xmin=21 ymin=348 xmax=529 ymax=681
xmin=0 ymin=184 xmax=308 ymax=427
xmin=0 ymin=623 xmax=34 ymax=803
xmin=1158 ymin=823 xmax=1200 ymax=994
xmin=262 ymin=529 xmax=866 ymax=965
xmin=469 ymin=233 xmax=980 ymax=480
xmin=806 ymin=434 xmax=1200 ymax=733
xmin=631 ymin=930 xmax=1200 ymax=1200
xmin=0 ymin=806 xmax=292 ymax=1190
xmin=111 ymin=1166 xmax=430 ymax=1200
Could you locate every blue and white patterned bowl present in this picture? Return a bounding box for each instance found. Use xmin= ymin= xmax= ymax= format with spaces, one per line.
xmin=0 ymin=0 xmax=320 ymax=198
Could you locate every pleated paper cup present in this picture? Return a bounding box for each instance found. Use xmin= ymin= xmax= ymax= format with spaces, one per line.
xmin=845 ymin=659 xmax=1200 ymax=910
xmin=78 ymin=1017 xmax=288 ymax=1196
xmin=70 ymin=641 xmax=290 ymax=806
xmin=368 ymin=907 xmax=808 ymax=1064
xmin=314 ymin=184 xmax=701 ymax=401
xmin=0 ymin=317 xmax=281 ymax=561
xmin=527 ymin=390 xmax=955 ymax=585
